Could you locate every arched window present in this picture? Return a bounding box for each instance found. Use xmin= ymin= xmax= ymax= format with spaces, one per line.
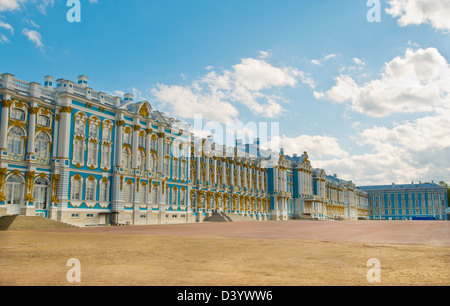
xmin=173 ymin=160 xmax=179 ymax=178
xmin=74 ymin=115 xmax=86 ymax=134
xmin=123 ymin=127 xmax=132 ymax=145
xmin=122 ymin=149 xmax=132 ymax=169
xmin=87 ymin=141 xmax=98 ymax=166
xmin=149 ymin=155 xmax=154 ymax=172
xmin=101 ymin=145 xmax=111 ymax=169
xmin=140 ymin=183 xmax=147 ymax=203
xmin=138 ymin=151 xmax=146 ymax=172
xmin=124 ymin=181 xmax=133 ymax=203
xmin=152 ymin=185 xmax=158 ymax=204
xmin=11 ymin=108 xmax=25 ymax=121
xmin=138 ymin=133 xmax=145 ymax=148
xmin=89 ymin=123 xmax=99 ymax=138
xmin=172 ymin=187 xmax=178 ymax=205
xmin=7 ymin=126 xmax=25 ymax=157
xmin=37 ymin=115 xmax=51 ymax=127
xmin=85 ymin=179 xmax=96 ymax=201
xmin=99 ymin=179 xmax=110 ymax=202
xmin=5 ymin=175 xmax=23 ymax=205
xmin=180 ymin=188 xmax=186 ymax=205
xmin=71 ymin=176 xmax=82 ymax=201
xmin=150 ymin=136 xmax=157 ymax=151
xmin=33 ymin=177 xmax=49 ymax=210
xmin=73 ymin=138 xmax=85 ymax=164
xmin=35 ymin=132 xmax=50 ymax=161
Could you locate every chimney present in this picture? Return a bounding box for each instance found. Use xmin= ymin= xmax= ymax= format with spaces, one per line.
xmin=44 ymin=75 xmax=54 ymax=88
xmin=124 ymin=93 xmax=134 ymax=102
xmin=77 ymin=75 xmax=88 ymax=88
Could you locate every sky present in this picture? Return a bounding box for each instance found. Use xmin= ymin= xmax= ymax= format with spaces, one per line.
xmin=1 ymin=0 xmax=449 ymax=186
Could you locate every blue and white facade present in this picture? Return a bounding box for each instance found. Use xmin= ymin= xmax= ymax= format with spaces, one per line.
xmin=359 ymin=183 xmax=448 ymax=220
xmin=0 ymin=73 xmax=370 ymax=226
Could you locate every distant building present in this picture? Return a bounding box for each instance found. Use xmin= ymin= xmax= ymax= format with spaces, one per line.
xmin=359 ymin=183 xmax=448 ymax=220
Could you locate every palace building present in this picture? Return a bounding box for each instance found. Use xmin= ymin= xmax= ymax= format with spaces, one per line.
xmin=359 ymin=183 xmax=448 ymax=221
xmin=0 ymin=73 xmax=370 ymax=226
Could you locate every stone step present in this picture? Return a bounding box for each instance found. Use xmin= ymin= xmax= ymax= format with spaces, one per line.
xmin=0 ymin=215 xmax=78 ymax=231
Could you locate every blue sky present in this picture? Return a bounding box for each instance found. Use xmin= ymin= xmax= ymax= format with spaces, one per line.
xmin=1 ymin=0 xmax=449 ymax=185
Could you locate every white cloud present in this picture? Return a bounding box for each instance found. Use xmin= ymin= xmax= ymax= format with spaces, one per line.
xmin=22 ymin=28 xmax=43 ymax=47
xmin=353 ymin=58 xmax=365 ymax=66
xmin=316 ymin=109 xmax=450 ymax=185
xmin=270 ymin=134 xmax=350 ymax=160
xmin=315 ymin=47 xmax=450 ymax=117
xmin=0 ymin=20 xmax=13 ymax=34
xmin=0 ymin=33 xmax=9 ymax=43
xmin=0 ymin=0 xmax=25 ymax=12
xmin=37 ymin=0 xmax=53 ymax=14
xmin=386 ymin=0 xmax=450 ymax=31
xmin=152 ymin=56 xmax=314 ymax=123
xmin=311 ymin=53 xmax=339 ymax=66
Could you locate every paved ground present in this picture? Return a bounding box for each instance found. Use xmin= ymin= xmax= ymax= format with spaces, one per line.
xmin=40 ymin=220 xmax=450 ymax=246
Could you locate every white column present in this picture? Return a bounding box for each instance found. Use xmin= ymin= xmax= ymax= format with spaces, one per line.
xmin=157 ymin=132 xmax=164 ymax=174
xmin=132 ymin=124 xmax=139 ymax=170
xmin=57 ymin=106 xmax=72 ymax=159
xmin=145 ymin=127 xmax=152 ymax=171
xmin=0 ymin=99 xmax=11 ymax=154
xmin=27 ymin=106 xmax=37 ymax=160
xmin=205 ymin=157 xmax=210 ymax=185
xmin=222 ymin=160 xmax=226 ymax=187
xmin=115 ymin=121 xmax=124 ymax=167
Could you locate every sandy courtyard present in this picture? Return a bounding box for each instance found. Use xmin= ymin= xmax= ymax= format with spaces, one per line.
xmin=0 ymin=220 xmax=449 ymax=286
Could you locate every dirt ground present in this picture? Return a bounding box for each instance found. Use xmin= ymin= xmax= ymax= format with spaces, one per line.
xmin=0 ymin=220 xmax=449 ymax=286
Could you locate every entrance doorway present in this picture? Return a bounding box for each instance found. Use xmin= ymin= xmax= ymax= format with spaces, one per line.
xmin=5 ymin=175 xmax=24 ymax=215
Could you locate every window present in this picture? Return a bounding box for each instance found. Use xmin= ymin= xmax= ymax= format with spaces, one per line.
xmin=89 ymin=123 xmax=98 ymax=138
xmin=71 ymin=177 xmax=82 ymax=201
xmin=99 ymin=179 xmax=109 ymax=202
xmin=87 ymin=142 xmax=98 ymax=166
xmin=149 ymin=155 xmax=154 ymax=172
xmin=35 ymin=133 xmax=50 ymax=160
xmin=37 ymin=115 xmax=51 ymax=127
xmin=87 ymin=214 xmax=94 ymax=218
xmin=71 ymin=213 xmax=80 ymax=218
xmin=85 ymin=179 xmax=96 ymax=201
xmin=151 ymin=138 xmax=157 ymax=150
xmin=180 ymin=189 xmax=186 ymax=205
xmin=124 ymin=182 xmax=133 ymax=203
xmin=11 ymin=109 xmax=25 ymax=121
xmin=164 ymin=159 xmax=170 ymax=177
xmin=140 ymin=185 xmax=147 ymax=203
xmin=74 ymin=117 xmax=85 ymax=134
xmin=102 ymin=123 xmax=111 ymax=140
xmin=138 ymin=152 xmax=146 ymax=172
xmin=7 ymin=126 xmax=25 ymax=156
xmin=138 ymin=135 xmax=145 ymax=148
xmin=173 ymin=161 xmax=179 ymax=178
xmin=73 ymin=139 xmax=84 ymax=163
xmin=180 ymin=162 xmax=186 ymax=180
xmin=5 ymin=175 xmax=23 ymax=206
xmin=101 ymin=145 xmax=111 ymax=169
xmin=172 ymin=188 xmax=178 ymax=205
xmin=152 ymin=185 xmax=158 ymax=204
xmin=123 ymin=130 xmax=132 ymax=145
xmin=164 ymin=141 xmax=170 ymax=155
xmin=33 ymin=178 xmax=49 ymax=210
xmin=122 ymin=149 xmax=132 ymax=169
xmin=172 ymin=141 xmax=179 ymax=158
